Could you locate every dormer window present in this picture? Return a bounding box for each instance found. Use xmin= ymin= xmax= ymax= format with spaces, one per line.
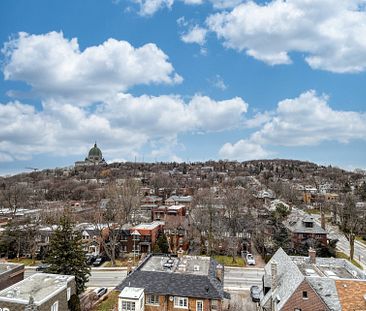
xmin=303 ymin=221 xmax=313 ymax=228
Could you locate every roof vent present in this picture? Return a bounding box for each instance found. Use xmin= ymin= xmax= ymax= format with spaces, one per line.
xmin=194 ymin=265 xmax=200 ymax=271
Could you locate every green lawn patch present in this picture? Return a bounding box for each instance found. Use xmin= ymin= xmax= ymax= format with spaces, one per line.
xmin=213 ymin=255 xmax=245 ymax=267
xmin=336 ymin=251 xmax=363 ymax=270
xmin=96 ymin=290 xmax=119 ymax=311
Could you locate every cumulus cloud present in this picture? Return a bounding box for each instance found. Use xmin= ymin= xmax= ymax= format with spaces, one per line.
xmin=252 ymin=90 xmax=366 ymax=145
xmin=219 ymin=139 xmax=270 ymax=161
xmin=181 ymin=26 xmax=208 ymax=45
xmin=2 ymin=31 xmax=182 ymax=103
xmin=0 ymin=94 xmax=248 ymax=161
xmin=131 ymin=0 xmax=174 ymax=16
xmin=206 ymin=0 xmax=366 ymax=72
xmin=220 ymin=90 xmax=366 ymax=161
xmin=208 ymin=74 xmax=227 ymax=90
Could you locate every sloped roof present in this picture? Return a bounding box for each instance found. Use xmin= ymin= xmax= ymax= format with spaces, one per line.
xmin=335 ymin=279 xmax=366 ymax=311
xmin=116 ymin=255 xmax=227 ymax=300
xmin=261 ymin=248 xmax=305 ymax=309
xmin=307 ymin=278 xmax=340 ymax=311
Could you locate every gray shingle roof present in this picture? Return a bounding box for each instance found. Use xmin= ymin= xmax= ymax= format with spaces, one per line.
xmin=116 ymin=256 xmax=227 ymax=300
xmin=285 ymin=215 xmax=327 ymax=234
xmin=307 ymin=278 xmax=341 ymax=311
xmin=261 ymin=248 xmax=305 ymax=310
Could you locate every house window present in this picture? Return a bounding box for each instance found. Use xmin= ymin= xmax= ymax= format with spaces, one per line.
xmin=302 ymin=291 xmax=308 ymax=299
xmin=67 ymin=287 xmax=71 ymax=301
xmin=211 ymin=300 xmax=218 ymax=310
xmin=121 ymin=301 xmax=136 ymax=311
xmin=51 ymin=301 xmax=58 ymax=311
xmin=196 ymin=300 xmax=203 ymax=311
xmin=146 ymin=294 xmax=159 ymax=305
xmin=174 ymin=296 xmax=188 ymax=308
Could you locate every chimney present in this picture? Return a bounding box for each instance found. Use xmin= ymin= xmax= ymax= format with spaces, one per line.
xmin=177 ymin=247 xmax=184 ymax=259
xmin=309 ymin=247 xmax=316 ymax=264
xmin=321 ymin=212 xmax=326 ymax=230
xmin=216 ymin=264 xmax=223 ymax=282
xmin=271 ymin=260 xmax=278 ymax=291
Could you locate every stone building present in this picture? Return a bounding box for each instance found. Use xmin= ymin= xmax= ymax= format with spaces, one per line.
xmin=75 ymin=142 xmax=106 ymax=167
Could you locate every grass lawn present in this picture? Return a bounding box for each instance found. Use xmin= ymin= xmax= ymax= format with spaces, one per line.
xmin=96 ymin=290 xmax=119 ymax=311
xmin=336 ymin=251 xmax=363 ymax=270
xmin=213 ymin=255 xmax=245 ymax=267
xmin=7 ymin=258 xmax=40 ymax=266
xmin=306 ymin=208 xmax=321 ymax=214
xmin=103 ymin=258 xmax=131 ymax=267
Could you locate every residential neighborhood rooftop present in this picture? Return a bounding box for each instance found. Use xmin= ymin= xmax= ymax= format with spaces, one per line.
xmin=0 ymin=273 xmax=74 ymax=305
xmin=0 ymin=263 xmax=23 ymax=274
xmin=133 ymin=221 xmax=164 ymax=230
xmin=116 ymin=254 xmax=227 ymax=300
xmin=140 ymin=255 xmax=210 ymax=276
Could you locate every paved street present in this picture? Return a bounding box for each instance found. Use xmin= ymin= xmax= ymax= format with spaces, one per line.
xmin=25 ymin=266 xmax=264 ymax=290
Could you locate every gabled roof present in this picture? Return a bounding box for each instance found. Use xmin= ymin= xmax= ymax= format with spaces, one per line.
xmin=284 ymin=215 xmax=327 ymax=235
xmin=261 ymin=248 xmax=305 ymax=310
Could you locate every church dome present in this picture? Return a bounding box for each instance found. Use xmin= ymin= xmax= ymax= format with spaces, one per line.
xmin=88 ymin=143 xmax=102 ymax=158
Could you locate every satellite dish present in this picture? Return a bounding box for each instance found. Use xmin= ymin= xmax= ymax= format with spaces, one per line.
xmin=169 ymin=296 xmax=174 ymax=301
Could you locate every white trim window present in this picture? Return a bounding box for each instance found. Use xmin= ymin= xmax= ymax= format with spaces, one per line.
xmin=146 ymin=294 xmax=159 ymax=305
xmin=51 ymin=301 xmax=59 ymax=311
xmin=196 ymin=300 xmax=203 ymax=311
xmin=174 ymin=296 xmax=188 ymax=308
xmin=121 ymin=301 xmax=136 ymax=311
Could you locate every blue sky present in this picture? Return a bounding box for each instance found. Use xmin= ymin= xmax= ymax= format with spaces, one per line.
xmin=1 ymin=0 xmax=366 ymax=175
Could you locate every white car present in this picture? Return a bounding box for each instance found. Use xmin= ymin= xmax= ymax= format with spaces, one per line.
xmin=246 ymin=253 xmax=256 ymax=265
xmin=94 ymin=287 xmax=108 ymax=298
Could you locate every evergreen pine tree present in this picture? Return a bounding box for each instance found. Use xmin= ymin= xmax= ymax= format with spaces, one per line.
xmin=45 ymin=213 xmax=90 ymax=294
xmin=157 ymin=233 xmax=169 ymax=254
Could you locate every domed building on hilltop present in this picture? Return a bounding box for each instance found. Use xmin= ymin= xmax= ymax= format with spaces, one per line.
xmin=75 ymin=143 xmax=106 ymax=167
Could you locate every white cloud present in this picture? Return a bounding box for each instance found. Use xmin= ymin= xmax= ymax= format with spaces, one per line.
xmin=220 ymin=90 xmax=366 ymax=161
xmin=132 ymin=0 xmax=174 ymax=16
xmin=182 ymin=0 xmax=203 ymax=4
xmin=209 ymin=74 xmax=227 ymax=90
xmin=252 ymin=90 xmax=366 ymax=146
xmin=2 ymin=31 xmax=182 ymax=103
xmin=219 ymin=139 xmax=270 ymax=161
xmin=206 ymin=0 xmax=366 ymax=72
xmin=209 ymin=0 xmax=243 ymax=9
xmin=0 ymin=94 xmax=248 ymax=162
xmin=181 ymin=26 xmax=208 ymax=45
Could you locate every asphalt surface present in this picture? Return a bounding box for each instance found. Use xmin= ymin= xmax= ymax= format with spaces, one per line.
xmin=25 ymin=266 xmax=264 ymax=290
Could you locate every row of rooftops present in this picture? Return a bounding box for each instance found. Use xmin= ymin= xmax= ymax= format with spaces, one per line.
xmin=261 ymin=248 xmax=366 ymax=311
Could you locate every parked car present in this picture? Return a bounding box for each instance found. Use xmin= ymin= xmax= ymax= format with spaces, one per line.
xmin=36 ymin=263 xmax=51 ymax=271
xmin=94 ymin=287 xmax=108 ymax=298
xmin=92 ymin=257 xmax=104 ymax=267
xmin=246 ymin=253 xmax=256 ymax=265
xmin=250 ymin=285 xmax=261 ymax=302
xmin=86 ymin=255 xmax=97 ymax=265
